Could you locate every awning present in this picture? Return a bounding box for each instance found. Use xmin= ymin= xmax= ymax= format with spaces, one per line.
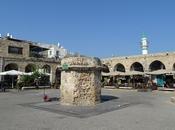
xmin=102 ymin=71 xmax=144 ymax=76
xmin=120 ymin=71 xmax=144 ymax=76
xmin=102 ymin=71 xmax=125 ymax=76
xmin=102 ymin=70 xmax=175 ymax=76
xmin=146 ymin=69 xmax=175 ymax=75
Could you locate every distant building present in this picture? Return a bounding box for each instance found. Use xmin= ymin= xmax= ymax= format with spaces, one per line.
xmin=102 ymin=36 xmax=175 ymax=88
xmin=47 ymin=43 xmax=68 ymax=59
xmin=102 ymin=35 xmax=175 ymax=73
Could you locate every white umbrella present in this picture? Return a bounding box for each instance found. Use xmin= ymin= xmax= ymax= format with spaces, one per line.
xmin=0 ymin=70 xmax=30 ymax=76
xmin=25 ymin=72 xmax=51 ymax=76
xmin=0 ymin=70 xmax=30 ymax=88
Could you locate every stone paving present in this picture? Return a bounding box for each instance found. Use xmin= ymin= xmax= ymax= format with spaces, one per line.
xmin=0 ymin=88 xmax=175 ymax=130
xmin=20 ymin=95 xmax=128 ymax=118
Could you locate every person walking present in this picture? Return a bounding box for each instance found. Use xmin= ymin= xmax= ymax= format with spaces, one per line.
xmin=34 ymin=78 xmax=39 ymax=89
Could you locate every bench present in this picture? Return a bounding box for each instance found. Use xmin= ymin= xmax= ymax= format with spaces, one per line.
xmin=21 ymin=86 xmax=36 ymax=90
xmin=21 ymin=86 xmax=50 ymax=90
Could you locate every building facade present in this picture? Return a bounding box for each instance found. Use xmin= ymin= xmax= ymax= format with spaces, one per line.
xmin=102 ymin=36 xmax=175 ymax=73
xmin=102 ymin=52 xmax=175 ymax=73
xmin=0 ymin=35 xmax=61 ymax=84
xmin=47 ymin=43 xmax=68 ymax=59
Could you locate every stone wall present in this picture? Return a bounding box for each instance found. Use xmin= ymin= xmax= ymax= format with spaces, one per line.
xmin=60 ymin=57 xmax=102 ymax=106
xmin=0 ymin=38 xmax=29 ymax=58
xmin=102 ymin=52 xmax=175 ymax=72
xmin=2 ymin=57 xmax=59 ymax=83
xmin=0 ymin=37 xmax=60 ymax=83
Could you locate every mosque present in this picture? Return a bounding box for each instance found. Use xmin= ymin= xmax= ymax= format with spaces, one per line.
xmin=102 ymin=36 xmax=175 ymax=88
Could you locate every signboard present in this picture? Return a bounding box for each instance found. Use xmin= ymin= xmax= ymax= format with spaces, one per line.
xmin=62 ymin=63 xmax=69 ymax=70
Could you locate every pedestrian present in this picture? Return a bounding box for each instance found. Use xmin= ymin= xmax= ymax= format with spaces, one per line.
xmin=0 ymin=81 xmax=5 ymax=92
xmin=34 ymin=78 xmax=39 ymax=89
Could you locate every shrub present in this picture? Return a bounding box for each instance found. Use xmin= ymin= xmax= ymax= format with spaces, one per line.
xmin=17 ymin=71 xmax=50 ymax=89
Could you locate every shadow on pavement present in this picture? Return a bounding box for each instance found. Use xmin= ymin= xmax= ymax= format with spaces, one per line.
xmin=101 ymin=95 xmax=119 ymax=102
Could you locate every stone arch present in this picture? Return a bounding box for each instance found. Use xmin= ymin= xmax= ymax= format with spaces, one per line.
xmin=53 ymin=67 xmax=61 ymax=88
xmin=25 ymin=64 xmax=37 ymax=72
xmin=39 ymin=64 xmax=51 ymax=86
xmin=42 ymin=64 xmax=51 ymax=73
xmin=173 ymin=63 xmax=175 ymax=71
xmin=4 ymin=63 xmax=18 ymax=88
xmin=130 ymin=62 xmax=144 ymax=72
xmin=5 ymin=63 xmax=18 ymax=71
xmin=114 ymin=63 xmax=125 ymax=72
xmin=102 ymin=64 xmax=110 ymax=73
xmin=149 ymin=60 xmax=165 ymax=71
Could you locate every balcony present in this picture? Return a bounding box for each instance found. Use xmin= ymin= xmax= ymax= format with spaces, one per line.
xmin=29 ymin=51 xmax=46 ymax=58
xmin=29 ymin=51 xmax=60 ymax=63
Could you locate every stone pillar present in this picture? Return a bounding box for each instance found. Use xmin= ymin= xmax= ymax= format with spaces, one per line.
xmin=50 ymin=65 xmax=57 ymax=84
xmin=171 ymin=97 xmax=175 ymax=103
xmin=60 ymin=57 xmax=103 ymax=106
xmin=0 ymin=57 xmax=4 ymax=81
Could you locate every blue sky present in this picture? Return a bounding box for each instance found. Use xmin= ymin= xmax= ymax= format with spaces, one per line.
xmin=0 ymin=0 xmax=175 ymax=58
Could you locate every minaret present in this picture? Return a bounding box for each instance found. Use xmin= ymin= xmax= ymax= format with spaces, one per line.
xmin=141 ymin=34 xmax=149 ymax=55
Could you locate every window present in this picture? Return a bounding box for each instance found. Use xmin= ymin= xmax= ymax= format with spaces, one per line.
xmin=56 ymin=51 xmax=59 ymax=56
xmin=8 ymin=46 xmax=23 ymax=54
xmin=49 ymin=51 xmax=52 ymax=55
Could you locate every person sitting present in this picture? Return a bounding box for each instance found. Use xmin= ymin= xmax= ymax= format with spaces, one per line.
xmin=0 ymin=81 xmax=6 ymax=92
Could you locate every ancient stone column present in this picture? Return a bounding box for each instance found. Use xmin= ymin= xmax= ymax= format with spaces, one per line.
xmin=60 ymin=57 xmax=103 ymax=106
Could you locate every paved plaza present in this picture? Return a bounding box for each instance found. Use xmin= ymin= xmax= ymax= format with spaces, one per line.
xmin=0 ymin=88 xmax=175 ymax=130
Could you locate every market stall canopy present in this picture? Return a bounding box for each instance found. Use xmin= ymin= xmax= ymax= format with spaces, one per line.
xmin=120 ymin=71 xmax=144 ymax=76
xmin=102 ymin=71 xmax=125 ymax=76
xmin=102 ymin=70 xmax=175 ymax=76
xmin=102 ymin=71 xmax=144 ymax=76
xmin=146 ymin=69 xmax=175 ymax=75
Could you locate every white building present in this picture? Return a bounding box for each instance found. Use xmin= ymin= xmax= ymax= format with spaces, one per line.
xmin=47 ymin=43 xmax=68 ymax=59
xmin=140 ymin=35 xmax=149 ymax=55
xmin=1 ymin=33 xmax=70 ymax=59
